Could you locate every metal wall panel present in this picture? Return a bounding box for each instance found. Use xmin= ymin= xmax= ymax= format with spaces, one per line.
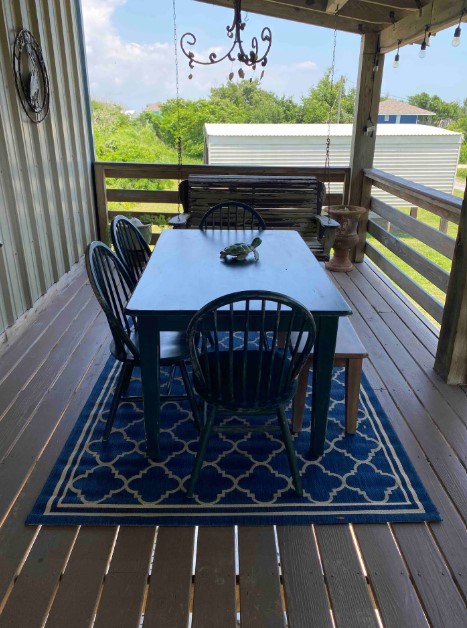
xmin=0 ymin=0 xmax=95 ymax=336
xmin=206 ymin=132 xmax=461 ymax=207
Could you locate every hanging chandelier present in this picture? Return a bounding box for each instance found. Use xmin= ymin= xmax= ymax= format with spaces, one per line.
xmin=180 ymin=0 xmax=272 ymax=79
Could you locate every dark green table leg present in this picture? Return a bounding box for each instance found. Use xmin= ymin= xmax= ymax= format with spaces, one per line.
xmin=138 ymin=316 xmax=161 ymax=460
xmin=310 ymin=316 xmax=339 ymax=458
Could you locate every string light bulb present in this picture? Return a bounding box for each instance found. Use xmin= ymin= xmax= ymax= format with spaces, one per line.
xmin=419 ymin=26 xmax=429 ymax=58
xmin=393 ymin=40 xmax=401 ymax=68
xmin=452 ymin=9 xmax=465 ymax=47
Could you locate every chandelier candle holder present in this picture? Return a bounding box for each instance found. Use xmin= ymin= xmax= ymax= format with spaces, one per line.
xmin=325 ymin=205 xmax=366 ymax=273
xmin=180 ymin=0 xmax=272 ymax=79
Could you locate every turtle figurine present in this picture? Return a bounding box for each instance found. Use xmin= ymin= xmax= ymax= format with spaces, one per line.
xmin=220 ymin=237 xmax=262 ymax=262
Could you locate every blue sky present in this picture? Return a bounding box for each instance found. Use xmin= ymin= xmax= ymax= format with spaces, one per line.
xmin=82 ymin=0 xmax=467 ymax=112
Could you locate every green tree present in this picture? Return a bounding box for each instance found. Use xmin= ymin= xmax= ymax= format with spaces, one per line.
xmin=407 ymin=92 xmax=462 ymax=126
xmin=152 ymin=80 xmax=301 ymax=158
xmin=301 ymin=70 xmax=355 ymax=123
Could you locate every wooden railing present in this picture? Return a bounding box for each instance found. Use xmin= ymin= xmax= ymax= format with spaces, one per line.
xmin=363 ymin=168 xmax=462 ymax=323
xmin=94 ymin=162 xmax=351 ymax=244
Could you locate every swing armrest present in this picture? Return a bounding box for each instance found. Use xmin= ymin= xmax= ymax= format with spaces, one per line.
xmin=313 ymin=215 xmax=340 ymax=229
xmin=168 ymin=213 xmax=191 ymax=228
xmin=312 ymin=215 xmax=340 ymax=259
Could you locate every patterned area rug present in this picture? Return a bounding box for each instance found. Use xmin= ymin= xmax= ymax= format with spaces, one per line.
xmin=27 ymin=358 xmax=440 ymax=525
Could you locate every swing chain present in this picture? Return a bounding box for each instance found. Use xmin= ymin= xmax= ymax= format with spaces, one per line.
xmin=324 ymin=7 xmax=339 ymax=215
xmin=173 ymin=0 xmax=183 ymax=216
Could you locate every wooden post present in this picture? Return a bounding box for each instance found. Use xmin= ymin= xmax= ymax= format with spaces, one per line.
xmin=349 ymin=33 xmax=385 ymax=262
xmin=434 ymin=180 xmax=467 ymax=384
xmin=94 ymin=163 xmax=109 ymax=244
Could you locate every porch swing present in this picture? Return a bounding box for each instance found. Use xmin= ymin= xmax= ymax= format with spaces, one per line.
xmin=168 ymin=0 xmax=343 ymax=262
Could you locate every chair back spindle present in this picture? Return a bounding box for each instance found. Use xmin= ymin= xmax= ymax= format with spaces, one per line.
xmin=199 ymin=201 xmax=266 ymax=231
xmin=188 ymin=291 xmax=316 ymax=413
xmin=86 ymin=241 xmax=139 ymax=361
xmin=111 ymin=215 xmax=151 ymax=287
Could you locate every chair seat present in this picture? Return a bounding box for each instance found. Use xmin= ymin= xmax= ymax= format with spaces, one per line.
xmin=110 ymin=330 xmax=190 ymax=365
xmin=193 ymin=350 xmax=296 ymax=411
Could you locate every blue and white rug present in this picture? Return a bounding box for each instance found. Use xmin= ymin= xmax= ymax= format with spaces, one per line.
xmin=27 ymin=359 xmax=440 ymax=525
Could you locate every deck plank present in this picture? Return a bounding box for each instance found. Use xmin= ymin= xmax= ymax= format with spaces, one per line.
xmin=0 ymin=337 xmax=110 ymax=605
xmin=0 ymin=312 xmax=108 ymax=519
xmin=0 ymin=281 xmax=92 ymax=418
xmin=0 ymin=526 xmax=77 ymax=628
xmin=94 ymin=527 xmax=155 ymax=628
xmin=0 ymin=263 xmax=88 ymax=380
xmin=315 ymin=525 xmax=377 ymax=628
xmin=277 ymin=525 xmax=332 ymax=628
xmin=238 ymin=526 xmax=285 ymax=628
xmin=0 ymin=297 xmax=102 ymax=462
xmin=0 ymin=261 xmax=465 ymax=628
xmin=331 ymin=271 xmax=467 ymax=520
xmin=354 ymin=524 xmax=429 ymax=627
xmin=360 ymin=360 xmax=467 ymax=599
xmin=393 ymin=524 xmax=466 ymax=627
xmin=143 ymin=526 xmax=195 ymax=628
xmin=192 ymin=527 xmax=237 ymax=628
xmin=46 ymin=527 xmax=117 ymax=628
xmin=352 ymin=264 xmax=467 ymax=423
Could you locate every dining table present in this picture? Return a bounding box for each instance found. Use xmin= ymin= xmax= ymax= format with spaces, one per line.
xmin=125 ymin=228 xmax=352 ymax=460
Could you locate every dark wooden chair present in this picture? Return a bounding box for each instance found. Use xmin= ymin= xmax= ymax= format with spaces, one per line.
xmin=199 ymin=201 xmax=266 ymax=231
xmin=111 ymin=215 xmax=151 ymax=288
xmin=186 ymin=290 xmax=316 ymax=497
xmin=85 ymin=241 xmax=200 ymax=440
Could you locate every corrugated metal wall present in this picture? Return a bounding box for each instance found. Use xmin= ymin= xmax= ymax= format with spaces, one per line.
xmin=206 ymin=133 xmax=461 ymax=207
xmin=0 ymin=0 xmax=95 ymax=335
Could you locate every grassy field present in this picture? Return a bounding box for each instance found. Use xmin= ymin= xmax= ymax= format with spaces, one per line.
xmin=367 ymin=202 xmax=462 ymax=325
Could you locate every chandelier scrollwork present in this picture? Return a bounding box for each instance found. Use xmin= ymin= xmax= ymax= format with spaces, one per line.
xmin=180 ymin=0 xmax=272 ymax=78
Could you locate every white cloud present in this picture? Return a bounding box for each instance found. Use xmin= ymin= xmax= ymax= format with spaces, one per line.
xmin=81 ymin=0 xmax=322 ymax=110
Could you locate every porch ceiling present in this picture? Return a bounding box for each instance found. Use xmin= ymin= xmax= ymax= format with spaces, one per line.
xmin=196 ymin=0 xmax=467 ymax=52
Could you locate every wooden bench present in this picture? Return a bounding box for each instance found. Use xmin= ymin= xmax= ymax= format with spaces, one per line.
xmin=292 ymin=317 xmax=368 ymax=434
xmin=170 ymin=174 xmax=340 ymax=261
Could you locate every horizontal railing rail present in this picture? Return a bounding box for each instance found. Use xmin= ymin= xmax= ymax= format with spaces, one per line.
xmin=94 ymin=162 xmax=351 ymax=244
xmin=363 ymin=168 xmax=462 ymax=323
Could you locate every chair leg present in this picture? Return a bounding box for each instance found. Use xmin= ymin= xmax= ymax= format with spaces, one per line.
xmin=277 ymin=406 xmax=303 ymax=496
xmin=292 ymin=359 xmax=311 ymax=433
xmin=121 ymin=363 xmax=134 ymax=396
xmin=187 ymin=406 xmax=217 ymax=498
xmin=103 ymin=362 xmax=131 ymax=441
xmin=179 ymin=360 xmax=201 ymax=430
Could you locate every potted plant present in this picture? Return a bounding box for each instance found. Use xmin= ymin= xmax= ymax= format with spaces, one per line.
xmin=324 ymin=205 xmax=366 ymax=272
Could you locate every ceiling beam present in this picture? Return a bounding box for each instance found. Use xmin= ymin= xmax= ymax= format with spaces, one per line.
xmin=379 ymin=0 xmax=467 ymax=52
xmin=325 ymin=1 xmax=351 ymax=14
xmin=358 ymin=0 xmax=430 ymax=9
xmin=195 ymin=0 xmax=380 ymax=34
xmin=287 ymin=0 xmax=411 ymax=24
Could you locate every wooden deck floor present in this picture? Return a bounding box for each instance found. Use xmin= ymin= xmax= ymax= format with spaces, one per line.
xmin=0 ymin=259 xmax=465 ymax=628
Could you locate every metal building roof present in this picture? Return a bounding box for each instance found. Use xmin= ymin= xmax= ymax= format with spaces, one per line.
xmin=204 ymin=124 xmax=460 ymax=138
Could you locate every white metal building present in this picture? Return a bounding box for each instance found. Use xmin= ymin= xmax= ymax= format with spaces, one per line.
xmin=204 ymin=124 xmax=462 ymax=207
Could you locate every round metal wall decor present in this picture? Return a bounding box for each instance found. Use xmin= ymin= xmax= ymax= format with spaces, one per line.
xmin=13 ymin=29 xmax=50 ymax=123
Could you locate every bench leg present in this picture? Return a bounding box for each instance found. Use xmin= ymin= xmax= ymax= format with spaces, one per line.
xmin=345 ymin=358 xmax=363 ymax=434
xmin=292 ymin=359 xmax=311 ymax=433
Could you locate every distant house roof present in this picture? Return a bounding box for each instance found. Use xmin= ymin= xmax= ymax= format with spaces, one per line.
xmin=145 ymin=102 xmax=162 ymax=113
xmin=204 ymin=123 xmax=458 ymax=137
xmin=378 ymin=98 xmax=435 ymax=116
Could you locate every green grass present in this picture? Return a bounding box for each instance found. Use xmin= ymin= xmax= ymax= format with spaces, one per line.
xmin=367 ymin=205 xmax=461 ymax=325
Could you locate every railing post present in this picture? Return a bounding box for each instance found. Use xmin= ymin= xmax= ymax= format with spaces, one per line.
xmin=435 ymin=179 xmax=467 ymax=384
xmin=349 ymin=33 xmax=385 ymax=263
xmin=94 ymin=163 xmax=109 ymax=244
